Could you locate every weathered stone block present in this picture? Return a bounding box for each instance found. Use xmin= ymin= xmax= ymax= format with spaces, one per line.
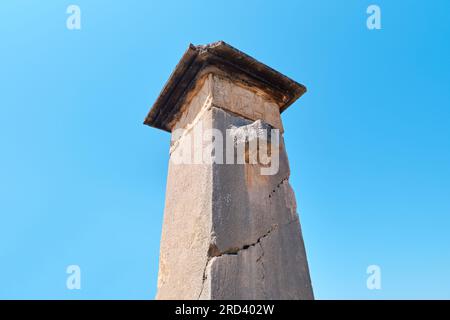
xmin=145 ymin=42 xmax=313 ymax=300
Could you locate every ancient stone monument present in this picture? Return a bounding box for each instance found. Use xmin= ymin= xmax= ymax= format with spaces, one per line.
xmin=144 ymin=41 xmax=313 ymax=299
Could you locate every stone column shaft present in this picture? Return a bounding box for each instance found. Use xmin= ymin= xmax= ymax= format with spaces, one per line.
xmin=144 ymin=42 xmax=313 ymax=300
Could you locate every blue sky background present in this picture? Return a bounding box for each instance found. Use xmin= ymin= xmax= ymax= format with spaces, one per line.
xmin=1 ymin=0 xmax=449 ymax=299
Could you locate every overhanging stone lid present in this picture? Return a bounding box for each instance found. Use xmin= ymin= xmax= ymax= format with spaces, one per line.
xmin=144 ymin=41 xmax=306 ymax=132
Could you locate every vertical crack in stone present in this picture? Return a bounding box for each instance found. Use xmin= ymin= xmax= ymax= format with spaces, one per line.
xmin=256 ymin=242 xmax=267 ymax=299
xmin=197 ymin=257 xmax=211 ymax=300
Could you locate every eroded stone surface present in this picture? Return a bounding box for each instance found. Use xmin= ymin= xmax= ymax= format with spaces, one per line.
xmin=169 ymin=72 xmax=283 ymax=135
xmin=156 ymin=110 xmax=214 ymax=299
xmin=144 ymin=41 xmax=306 ymax=131
xmin=209 ymin=219 xmax=313 ymax=300
xmin=156 ymin=73 xmax=313 ymax=300
xmin=157 ymin=106 xmax=313 ymax=299
xmin=212 ymin=75 xmax=284 ymax=132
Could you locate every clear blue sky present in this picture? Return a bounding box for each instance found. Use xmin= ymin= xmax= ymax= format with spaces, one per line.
xmin=1 ymin=0 xmax=449 ymax=299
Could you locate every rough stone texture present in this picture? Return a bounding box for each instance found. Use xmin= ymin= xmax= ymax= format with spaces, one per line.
xmin=150 ymin=42 xmax=313 ymax=300
xmin=211 ymin=74 xmax=284 ymax=131
xmin=208 ymin=219 xmax=312 ymax=299
xmin=169 ymin=73 xmax=283 ymax=135
xmin=207 ymin=107 xmax=313 ymax=299
xmin=156 ymin=108 xmax=214 ymax=299
xmin=144 ymin=41 xmax=306 ymax=132
xmin=156 ymin=103 xmax=313 ymax=299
